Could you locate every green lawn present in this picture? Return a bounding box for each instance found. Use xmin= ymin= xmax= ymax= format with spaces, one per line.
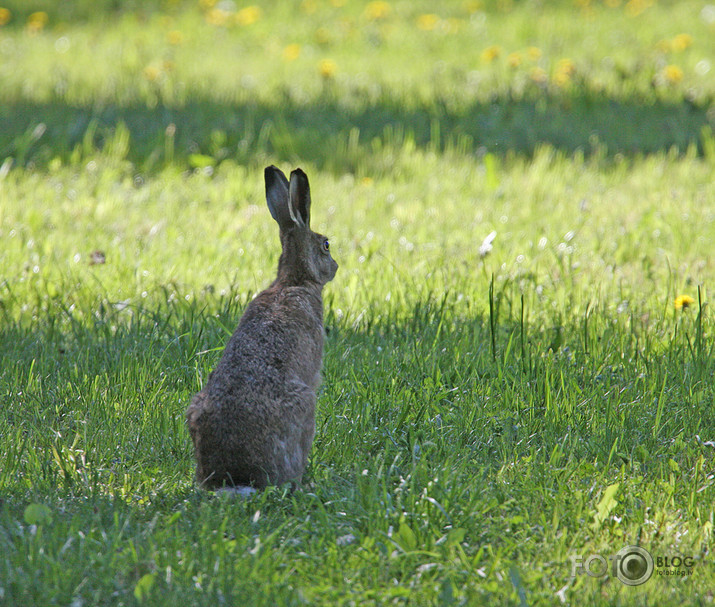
xmin=1 ymin=0 xmax=714 ymax=605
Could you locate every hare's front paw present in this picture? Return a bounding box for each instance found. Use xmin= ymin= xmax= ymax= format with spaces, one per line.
xmin=215 ymin=485 xmax=257 ymax=498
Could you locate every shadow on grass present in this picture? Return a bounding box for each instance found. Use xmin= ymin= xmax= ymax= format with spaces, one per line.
xmin=2 ymin=289 xmax=713 ymax=496
xmin=0 ymin=0 xmax=167 ymax=25
xmin=2 ymin=91 xmax=711 ymax=174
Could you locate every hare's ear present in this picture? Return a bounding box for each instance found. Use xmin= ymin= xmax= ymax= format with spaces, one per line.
xmin=264 ymin=165 xmax=295 ymax=229
xmin=289 ymin=169 xmax=311 ymax=228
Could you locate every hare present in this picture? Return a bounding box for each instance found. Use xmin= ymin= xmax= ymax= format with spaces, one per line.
xmin=186 ymin=166 xmax=338 ymax=493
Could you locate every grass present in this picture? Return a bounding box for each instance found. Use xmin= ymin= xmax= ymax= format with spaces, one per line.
xmin=1 ymin=0 xmax=714 ymax=605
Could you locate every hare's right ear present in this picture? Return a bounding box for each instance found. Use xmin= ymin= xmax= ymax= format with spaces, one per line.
xmin=264 ymin=165 xmax=294 ymax=230
xmin=289 ymin=169 xmax=311 ymax=228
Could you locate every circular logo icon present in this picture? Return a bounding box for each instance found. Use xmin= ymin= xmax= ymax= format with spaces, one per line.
xmin=614 ymin=546 xmax=654 ymax=586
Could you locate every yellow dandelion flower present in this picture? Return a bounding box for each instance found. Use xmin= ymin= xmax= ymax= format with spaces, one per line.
xmin=655 ymin=38 xmax=672 ymax=53
xmin=236 ymin=5 xmax=261 ymax=26
xmin=674 ymin=294 xmax=695 ymax=310
xmin=529 ymin=66 xmax=548 ymax=83
xmin=507 ymin=52 xmax=522 ymax=68
xmin=205 ymin=8 xmax=231 ymax=26
xmin=416 ymin=14 xmax=440 ymax=31
xmin=318 ymin=58 xmax=337 ymax=79
xmin=480 ymin=45 xmax=501 ymax=63
xmin=283 ymin=43 xmax=301 ymax=61
xmin=553 ymin=71 xmax=571 ymax=87
xmin=143 ymin=65 xmax=162 ymax=82
xmin=315 ymin=26 xmax=331 ymax=45
xmin=361 ymin=176 xmax=374 ymax=186
xmin=0 ymin=7 xmax=11 ymax=26
xmin=167 ymin=30 xmax=184 ymax=45
xmin=663 ymin=64 xmax=683 ymax=84
xmin=526 ymin=46 xmax=542 ymax=61
xmin=625 ymin=0 xmax=652 ymax=17
xmin=27 ymin=11 xmax=48 ymax=32
xmin=364 ymin=1 xmax=390 ymax=20
xmin=551 ymin=58 xmax=576 ymax=87
xmin=556 ymin=58 xmax=576 ymax=76
xmin=463 ymin=0 xmax=482 ymax=13
xmin=302 ymin=0 xmax=318 ymax=14
xmin=671 ymin=33 xmax=693 ymax=52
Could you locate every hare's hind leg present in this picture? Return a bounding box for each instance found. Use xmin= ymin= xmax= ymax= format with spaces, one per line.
xmin=187 ymin=392 xmax=267 ymax=490
xmin=186 ymin=392 xmax=204 ymax=446
xmin=186 ymin=391 xmax=219 ymax=487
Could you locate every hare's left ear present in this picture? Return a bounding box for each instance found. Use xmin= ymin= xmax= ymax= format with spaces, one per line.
xmin=289 ymin=168 xmax=311 ymax=228
xmin=265 ymin=165 xmax=296 ymax=230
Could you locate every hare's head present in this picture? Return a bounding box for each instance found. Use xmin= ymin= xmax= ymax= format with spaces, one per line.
xmin=265 ymin=166 xmax=338 ymax=286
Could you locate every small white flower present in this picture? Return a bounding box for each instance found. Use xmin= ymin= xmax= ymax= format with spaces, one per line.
xmin=479 ymin=230 xmax=497 ymax=258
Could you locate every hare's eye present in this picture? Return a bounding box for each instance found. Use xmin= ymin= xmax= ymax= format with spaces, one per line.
xmin=322 ymin=239 xmax=330 ymax=252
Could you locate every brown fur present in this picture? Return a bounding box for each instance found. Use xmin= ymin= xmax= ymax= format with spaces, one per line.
xmin=186 ymin=166 xmax=338 ymax=491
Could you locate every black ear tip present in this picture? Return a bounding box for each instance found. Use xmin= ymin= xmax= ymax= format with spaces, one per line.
xmin=265 ymin=165 xmax=289 ymax=189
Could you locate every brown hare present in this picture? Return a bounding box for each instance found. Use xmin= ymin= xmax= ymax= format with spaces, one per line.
xmin=186 ymin=166 xmax=338 ymax=494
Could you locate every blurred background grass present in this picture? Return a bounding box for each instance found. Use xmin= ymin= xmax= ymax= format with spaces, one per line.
xmin=1 ymin=0 xmax=713 ymax=173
